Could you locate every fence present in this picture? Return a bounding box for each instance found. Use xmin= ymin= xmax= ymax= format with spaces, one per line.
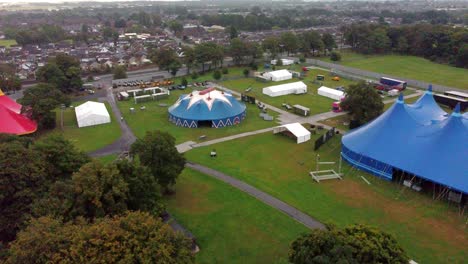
xmin=306 ymin=59 xmax=464 ymax=93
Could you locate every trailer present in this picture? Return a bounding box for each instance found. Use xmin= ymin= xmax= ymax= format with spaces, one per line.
xmin=433 ymin=94 xmax=468 ymax=111
xmin=379 ymin=77 xmax=407 ymax=90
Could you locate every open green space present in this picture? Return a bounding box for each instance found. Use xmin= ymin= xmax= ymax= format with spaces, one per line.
xmin=320 ymin=50 xmax=468 ymax=89
xmin=0 ymin=39 xmax=17 ymax=47
xmin=165 ymin=168 xmax=308 ymax=264
xmin=95 ymin=154 xmax=118 ymax=164
xmin=221 ymin=68 xmax=357 ymax=115
xmin=49 ymin=101 xmax=121 ymax=153
xmin=184 ymin=133 xmax=467 ymax=263
xmin=117 ymin=88 xmax=278 ymax=144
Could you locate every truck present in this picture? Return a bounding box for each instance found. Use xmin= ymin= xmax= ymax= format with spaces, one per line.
xmin=332 ymin=101 xmax=342 ymax=112
xmin=379 ymin=77 xmax=407 ymax=91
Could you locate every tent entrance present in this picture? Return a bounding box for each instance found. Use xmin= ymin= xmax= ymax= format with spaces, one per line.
xmin=198 ymin=120 xmax=212 ymax=128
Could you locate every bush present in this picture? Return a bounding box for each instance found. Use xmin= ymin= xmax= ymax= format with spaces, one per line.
xmin=299 ymin=55 xmax=306 ymax=63
xmin=213 ymin=70 xmax=222 ymax=81
xmin=250 ymin=63 xmax=258 ymax=71
xmin=222 ymin=68 xmax=228 ymax=74
xmin=181 ymin=78 xmax=188 ymax=87
xmin=191 ymin=72 xmax=199 ymax=80
xmin=243 ymin=69 xmax=249 ymax=77
xmin=276 ymin=59 xmax=283 ymax=66
xmin=330 ymin=51 xmax=342 ymax=62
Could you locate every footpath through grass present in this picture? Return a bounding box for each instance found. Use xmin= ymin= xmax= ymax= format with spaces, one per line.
xmin=49 ymin=101 xmax=121 ymax=152
xmin=117 ymin=88 xmax=279 ymax=144
xmin=320 ymin=51 xmax=468 ymax=89
xmin=185 ymin=133 xmax=467 ymax=263
xmin=165 ymin=168 xmax=308 ymax=264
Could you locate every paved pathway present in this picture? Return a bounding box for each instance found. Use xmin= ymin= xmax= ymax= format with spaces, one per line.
xmin=89 ymin=87 xmax=136 ymax=157
xmin=186 ymin=162 xmax=325 ymax=230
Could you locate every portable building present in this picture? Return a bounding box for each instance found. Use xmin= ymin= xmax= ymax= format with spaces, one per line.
xmin=317 ymin=86 xmax=345 ymax=101
xmin=263 ymin=81 xmax=307 ymax=97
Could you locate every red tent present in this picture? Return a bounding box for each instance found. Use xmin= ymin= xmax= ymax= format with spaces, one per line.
xmin=0 ymin=105 xmax=37 ymax=135
xmin=0 ymin=91 xmax=22 ymax=113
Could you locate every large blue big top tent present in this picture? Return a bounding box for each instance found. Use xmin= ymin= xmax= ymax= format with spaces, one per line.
xmin=342 ymin=87 xmax=468 ymax=195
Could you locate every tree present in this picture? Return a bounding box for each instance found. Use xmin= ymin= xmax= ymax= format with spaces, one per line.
xmin=115 ymin=160 xmax=164 ymax=215
xmin=33 ymin=135 xmax=89 ymax=182
xmin=222 ymin=68 xmax=229 ymax=74
xmin=243 ymin=69 xmax=249 ymax=77
xmin=194 ymin=42 xmax=224 ymax=72
xmin=181 ymin=46 xmax=196 ymax=74
xmin=322 ymin=33 xmax=336 ymax=55
xmin=226 ymin=26 xmax=238 ymax=39
xmin=213 ymin=70 xmax=222 ymax=81
xmin=0 ymin=141 xmax=46 ymax=243
xmin=181 ymin=77 xmax=188 ymax=87
xmin=455 ymin=43 xmax=468 ymax=68
xmin=33 ymin=161 xmax=129 ymax=222
xmin=36 ymin=54 xmax=82 ymax=93
xmin=229 ymin=38 xmax=248 ymax=65
xmin=152 ymin=48 xmax=179 ymax=72
xmin=289 ymin=224 xmax=408 ymax=264
xmin=168 ymin=20 xmax=183 ymax=35
xmin=263 ymin=36 xmax=280 ymax=59
xmin=280 ymin=32 xmax=299 ymax=55
xmin=19 ymin=83 xmax=69 ymax=129
xmin=302 ymin=31 xmax=324 ymax=56
xmin=0 ymin=64 xmax=21 ymax=93
xmin=330 ymin=51 xmax=342 ymax=61
xmin=35 ymin=64 xmax=67 ymax=90
xmin=130 ymin=131 xmax=186 ymax=192
xmin=340 ymin=82 xmax=384 ymax=125
xmin=169 ymin=60 xmax=182 ymax=77
xmin=114 ymin=18 xmax=127 ymax=28
xmin=113 ymin=65 xmax=127 ymax=80
xmin=7 ymin=212 xmax=194 ymax=263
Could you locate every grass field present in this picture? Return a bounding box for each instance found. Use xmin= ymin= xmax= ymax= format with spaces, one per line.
xmin=95 ymin=154 xmax=118 ymax=164
xmin=117 ymin=89 xmax=279 ymax=144
xmin=50 ymin=101 xmax=121 ymax=152
xmin=221 ymin=68 xmax=358 ymax=115
xmin=320 ymin=51 xmax=468 ymax=89
xmin=0 ymin=39 xmax=17 ymax=47
xmin=165 ymin=168 xmax=308 ymax=263
xmin=184 ymin=133 xmax=467 ymax=263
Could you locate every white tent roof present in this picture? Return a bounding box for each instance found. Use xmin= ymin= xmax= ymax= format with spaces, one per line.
xmin=263 ymin=81 xmax=307 ymax=97
xmin=317 ymin=86 xmax=345 ymax=101
xmin=75 ymin=101 xmax=111 ymax=128
xmin=273 ymin=123 xmax=311 ymax=144
xmin=266 ymin=69 xmax=292 ymax=79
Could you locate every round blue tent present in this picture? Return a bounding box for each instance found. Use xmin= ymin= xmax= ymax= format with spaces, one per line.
xmin=168 ymin=88 xmax=246 ymax=128
xmin=342 ymin=89 xmax=468 ymax=195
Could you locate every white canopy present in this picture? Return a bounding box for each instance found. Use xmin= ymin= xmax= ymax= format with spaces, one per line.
xmin=317 ymin=86 xmax=345 ymax=101
xmin=263 ymin=81 xmax=307 ymax=97
xmin=75 ymin=101 xmax=111 ymax=128
xmin=273 ymin=123 xmax=311 ymax=144
xmin=271 ymin=59 xmax=294 ymax=66
xmin=263 ymin=69 xmax=292 ymax=82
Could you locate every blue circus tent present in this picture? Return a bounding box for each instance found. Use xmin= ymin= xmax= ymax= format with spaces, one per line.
xmin=342 ymin=90 xmax=468 ymax=195
xmin=168 ymin=88 xmax=246 ymax=128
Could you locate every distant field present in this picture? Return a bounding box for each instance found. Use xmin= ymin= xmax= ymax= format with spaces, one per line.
xmin=0 ymin=39 xmax=17 ymax=47
xmin=320 ymin=51 xmax=468 ymax=89
xmin=166 ymin=168 xmax=308 ymax=263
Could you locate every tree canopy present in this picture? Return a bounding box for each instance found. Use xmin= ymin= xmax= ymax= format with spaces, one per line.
xmin=0 ymin=64 xmax=21 ymax=93
xmin=7 ymin=211 xmax=194 ymax=264
xmin=36 ymin=54 xmax=83 ymax=93
xmin=340 ymin=82 xmax=384 ymax=126
xmin=130 ymin=131 xmax=186 ymax=193
xmin=289 ymin=224 xmax=408 ymax=264
xmin=113 ymin=65 xmax=127 ymax=80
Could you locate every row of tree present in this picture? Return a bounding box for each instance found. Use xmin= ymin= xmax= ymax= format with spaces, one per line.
xmin=342 ymin=23 xmax=468 ymax=68
xmin=4 ymin=24 xmax=67 ymax=45
xmin=0 ymin=130 xmax=190 ymax=262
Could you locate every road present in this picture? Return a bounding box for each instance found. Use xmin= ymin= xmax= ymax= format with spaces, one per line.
xmin=186 ymin=162 xmax=325 ymax=230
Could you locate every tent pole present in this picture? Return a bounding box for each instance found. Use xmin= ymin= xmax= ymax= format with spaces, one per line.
xmin=338 ymin=154 xmax=342 ymax=175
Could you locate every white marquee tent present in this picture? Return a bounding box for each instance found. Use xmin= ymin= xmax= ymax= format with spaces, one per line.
xmin=317 ymin=86 xmax=345 ymax=101
xmin=263 ymin=81 xmax=307 ymax=97
xmin=263 ymin=69 xmax=292 ymax=82
xmin=273 ymin=123 xmax=311 ymax=144
xmin=75 ymin=101 xmax=111 ymax=128
xmin=271 ymin=59 xmax=294 ymax=66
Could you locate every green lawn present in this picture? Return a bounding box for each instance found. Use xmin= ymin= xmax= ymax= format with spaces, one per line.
xmin=184 ymin=133 xmax=467 ymax=263
xmin=320 ymin=51 xmax=468 ymax=89
xmin=50 ymin=101 xmax=122 ymax=153
xmin=95 ymin=154 xmax=118 ymax=164
xmin=221 ymin=68 xmax=358 ymax=115
xmin=116 ymin=89 xmax=279 ymax=144
xmin=0 ymin=39 xmax=17 ymax=47
xmin=165 ymin=168 xmax=308 ymax=263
